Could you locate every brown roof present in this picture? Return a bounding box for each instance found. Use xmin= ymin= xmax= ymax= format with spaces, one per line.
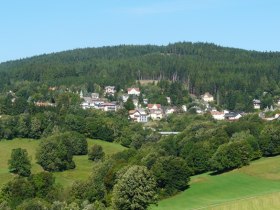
xmin=147 ymin=104 xmax=161 ymax=109
xmin=128 ymin=88 xmax=140 ymax=92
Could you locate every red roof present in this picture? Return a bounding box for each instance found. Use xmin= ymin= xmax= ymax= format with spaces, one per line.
xmin=128 ymin=88 xmax=140 ymax=92
xmin=147 ymin=104 xmax=161 ymax=109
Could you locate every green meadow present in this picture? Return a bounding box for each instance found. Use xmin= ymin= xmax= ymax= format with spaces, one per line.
xmin=0 ymin=138 xmax=126 ymax=188
xmin=151 ymin=156 xmax=280 ymax=210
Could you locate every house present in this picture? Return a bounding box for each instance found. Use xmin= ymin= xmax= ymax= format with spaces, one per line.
xmin=91 ymin=93 xmax=99 ymax=99
xmin=224 ymin=112 xmax=242 ymax=121
xmin=147 ymin=104 xmax=161 ymax=110
xmin=81 ymin=96 xmax=106 ymax=109
xmin=127 ymin=88 xmax=140 ymax=96
xmin=129 ymin=109 xmax=149 ymax=123
xmin=99 ymin=102 xmax=117 ymax=112
xmin=201 ymin=92 xmax=214 ymax=102
xmin=210 ymin=111 xmax=225 ymax=120
xmin=105 ymin=86 xmax=116 ymax=95
xmin=253 ymin=99 xmax=261 ymax=109
xmin=165 ymin=107 xmax=176 ymax=115
xmin=147 ymin=104 xmax=163 ymax=120
xmin=35 ymin=101 xmax=56 ymax=107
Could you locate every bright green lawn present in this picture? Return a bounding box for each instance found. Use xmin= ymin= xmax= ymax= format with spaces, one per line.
xmin=151 ymin=156 xmax=280 ymax=210
xmin=0 ymin=138 xmax=126 ymax=188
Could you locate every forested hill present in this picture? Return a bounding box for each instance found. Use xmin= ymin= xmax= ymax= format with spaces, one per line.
xmin=1 ymin=42 xmax=280 ymax=109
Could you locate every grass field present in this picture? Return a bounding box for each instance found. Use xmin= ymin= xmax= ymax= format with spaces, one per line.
xmin=0 ymin=138 xmax=126 ymax=188
xmin=151 ymin=156 xmax=280 ymax=210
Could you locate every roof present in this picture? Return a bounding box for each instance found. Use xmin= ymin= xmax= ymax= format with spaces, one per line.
xmin=224 ymin=112 xmax=239 ymax=118
xmin=210 ymin=111 xmax=224 ymax=116
xmin=202 ymin=92 xmax=213 ymax=97
xmin=253 ymin=99 xmax=261 ymax=103
xmin=147 ymin=104 xmax=161 ymax=109
xmin=128 ymin=88 xmax=140 ymax=92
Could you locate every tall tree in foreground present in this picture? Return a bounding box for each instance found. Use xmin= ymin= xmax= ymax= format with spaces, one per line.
xmin=8 ymin=148 xmax=31 ymax=177
xmin=112 ymin=165 xmax=157 ymax=210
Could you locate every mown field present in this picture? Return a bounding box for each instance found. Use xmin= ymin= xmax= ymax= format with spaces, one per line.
xmin=0 ymin=138 xmax=126 ymax=188
xmin=151 ymin=156 xmax=280 ymax=210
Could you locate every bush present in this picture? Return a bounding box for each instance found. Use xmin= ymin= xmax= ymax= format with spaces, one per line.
xmin=88 ymin=145 xmax=105 ymax=161
xmin=112 ymin=165 xmax=157 ymax=210
xmin=8 ymin=148 xmax=31 ymax=177
xmin=210 ymin=141 xmax=253 ymax=173
xmin=36 ymin=135 xmax=75 ymax=172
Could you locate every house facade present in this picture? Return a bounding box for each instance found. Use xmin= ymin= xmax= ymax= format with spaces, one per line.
xmin=202 ymin=92 xmax=214 ymax=102
xmin=128 ymin=88 xmax=140 ymax=96
xmin=147 ymin=104 xmax=163 ymax=120
xmin=105 ymin=86 xmax=116 ymax=95
xmin=253 ymin=99 xmax=261 ymax=109
xmin=129 ymin=109 xmax=148 ymax=123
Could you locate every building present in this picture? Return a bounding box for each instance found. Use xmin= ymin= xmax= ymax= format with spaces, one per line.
xmin=201 ymin=92 xmax=214 ymax=102
xmin=99 ymin=102 xmax=117 ymax=112
xmin=127 ymin=88 xmax=141 ymax=96
xmin=147 ymin=104 xmax=163 ymax=120
xmin=224 ymin=112 xmax=242 ymax=121
xmin=35 ymin=101 xmax=56 ymax=107
xmin=105 ymin=86 xmax=116 ymax=95
xmin=129 ymin=109 xmax=148 ymax=123
xmin=253 ymin=99 xmax=261 ymax=109
xmin=91 ymin=93 xmax=99 ymax=99
xmin=210 ymin=111 xmax=225 ymax=120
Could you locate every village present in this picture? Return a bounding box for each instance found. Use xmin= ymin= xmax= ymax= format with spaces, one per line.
xmin=76 ymin=85 xmax=280 ymax=123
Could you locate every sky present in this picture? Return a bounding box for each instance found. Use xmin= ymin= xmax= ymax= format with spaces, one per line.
xmin=0 ymin=0 xmax=279 ymax=63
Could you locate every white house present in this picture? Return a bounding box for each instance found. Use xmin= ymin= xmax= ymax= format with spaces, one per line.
xmin=147 ymin=104 xmax=163 ymax=120
xmin=210 ymin=111 xmax=225 ymax=120
xmin=99 ymin=102 xmax=117 ymax=112
xmin=128 ymin=88 xmax=141 ymax=96
xmin=105 ymin=86 xmax=116 ymax=95
xmin=165 ymin=107 xmax=176 ymax=115
xmin=224 ymin=112 xmax=242 ymax=121
xmin=201 ymin=92 xmax=214 ymax=102
xmin=129 ymin=109 xmax=148 ymax=123
xmin=253 ymin=99 xmax=261 ymax=109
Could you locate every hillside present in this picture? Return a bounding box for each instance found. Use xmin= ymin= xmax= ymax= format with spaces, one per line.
xmin=151 ymin=156 xmax=280 ymax=210
xmin=1 ymin=42 xmax=280 ymax=110
xmin=151 ymin=157 xmax=280 ymax=210
xmin=0 ymin=138 xmax=126 ymax=188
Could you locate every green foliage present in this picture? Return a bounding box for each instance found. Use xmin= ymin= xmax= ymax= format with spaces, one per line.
xmin=180 ymin=141 xmax=213 ymax=174
xmin=8 ymin=148 xmax=31 ymax=177
xmin=16 ymin=198 xmax=50 ymax=210
xmin=28 ymin=172 xmax=59 ymax=202
xmin=88 ymin=145 xmax=105 ymax=161
xmin=123 ymin=97 xmax=135 ymax=111
xmin=259 ymin=124 xmax=280 ymax=156
xmin=1 ymin=177 xmax=35 ymax=209
xmin=210 ymin=141 xmax=253 ymax=172
xmin=151 ymin=156 xmax=192 ymax=196
xmin=112 ymin=165 xmax=157 ymax=210
xmin=36 ymin=134 xmax=75 ymax=172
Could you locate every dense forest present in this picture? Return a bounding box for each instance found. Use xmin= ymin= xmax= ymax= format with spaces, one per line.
xmin=1 ymin=42 xmax=280 ymax=110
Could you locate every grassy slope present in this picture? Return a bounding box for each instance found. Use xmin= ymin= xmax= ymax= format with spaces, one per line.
xmin=0 ymin=138 xmax=126 ymax=188
xmin=151 ymin=156 xmax=280 ymax=210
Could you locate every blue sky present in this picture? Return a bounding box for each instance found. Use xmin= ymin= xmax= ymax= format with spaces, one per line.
xmin=0 ymin=0 xmax=279 ymax=63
